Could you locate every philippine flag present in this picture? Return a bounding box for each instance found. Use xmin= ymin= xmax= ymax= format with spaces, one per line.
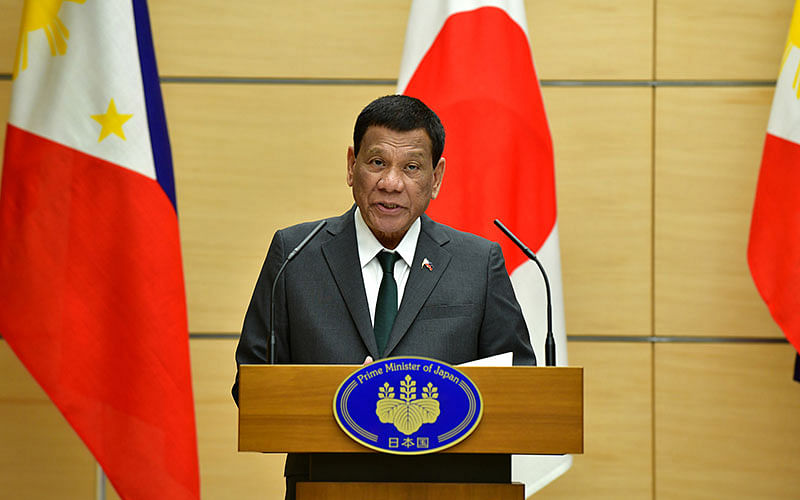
xmin=398 ymin=0 xmax=570 ymax=495
xmin=0 ymin=1 xmax=200 ymax=499
xmin=748 ymin=0 xmax=800 ymax=372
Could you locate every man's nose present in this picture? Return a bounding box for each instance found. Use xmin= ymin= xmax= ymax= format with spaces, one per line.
xmin=378 ymin=167 xmax=404 ymax=191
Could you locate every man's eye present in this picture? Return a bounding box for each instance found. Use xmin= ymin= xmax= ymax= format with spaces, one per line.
xmin=371 ymin=159 xmax=385 ymax=167
xmin=406 ymin=164 xmax=419 ymax=171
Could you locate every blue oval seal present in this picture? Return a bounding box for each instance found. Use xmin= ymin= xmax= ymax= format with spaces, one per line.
xmin=333 ymin=356 xmax=483 ymax=455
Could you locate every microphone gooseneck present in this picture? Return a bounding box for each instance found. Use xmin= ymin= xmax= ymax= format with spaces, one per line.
xmin=493 ymin=219 xmax=556 ymax=367
xmin=269 ymin=220 xmax=327 ymax=364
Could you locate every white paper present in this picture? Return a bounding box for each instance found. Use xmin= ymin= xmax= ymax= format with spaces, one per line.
xmin=458 ymin=351 xmax=513 ymax=367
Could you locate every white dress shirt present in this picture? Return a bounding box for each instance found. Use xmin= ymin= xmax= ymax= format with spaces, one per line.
xmin=354 ymin=207 xmax=420 ymax=325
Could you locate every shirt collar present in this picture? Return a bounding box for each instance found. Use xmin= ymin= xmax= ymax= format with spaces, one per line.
xmin=354 ymin=207 xmax=419 ymax=269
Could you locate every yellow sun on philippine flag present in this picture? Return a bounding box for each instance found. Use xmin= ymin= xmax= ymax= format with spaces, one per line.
xmin=12 ymin=0 xmax=87 ymax=80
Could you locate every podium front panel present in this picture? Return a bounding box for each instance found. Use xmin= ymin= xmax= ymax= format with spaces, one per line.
xmin=238 ymin=365 xmax=583 ymax=455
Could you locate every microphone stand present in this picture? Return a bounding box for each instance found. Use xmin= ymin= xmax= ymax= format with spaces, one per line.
xmin=494 ymin=219 xmax=556 ymax=366
xmin=269 ymin=220 xmax=327 ymax=364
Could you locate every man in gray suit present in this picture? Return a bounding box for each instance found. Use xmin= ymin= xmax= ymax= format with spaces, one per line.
xmin=232 ymin=95 xmax=535 ymax=498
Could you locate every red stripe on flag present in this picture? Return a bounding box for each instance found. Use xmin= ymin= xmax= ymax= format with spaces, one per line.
xmin=748 ymin=132 xmax=800 ymax=355
xmin=0 ymin=125 xmax=199 ymax=499
xmin=403 ymin=6 xmax=556 ymax=270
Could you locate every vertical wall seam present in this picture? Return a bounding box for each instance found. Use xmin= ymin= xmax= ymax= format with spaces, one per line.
xmin=651 ymin=1 xmax=658 ymax=498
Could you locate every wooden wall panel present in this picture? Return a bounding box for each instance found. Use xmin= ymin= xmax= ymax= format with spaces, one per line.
xmin=189 ymin=339 xmax=284 ymax=499
xmin=527 ymin=0 xmax=653 ymax=80
xmin=544 ymin=87 xmax=652 ymax=335
xmin=654 ymin=88 xmax=780 ymax=337
xmin=0 ymin=341 xmax=95 ymax=499
xmin=163 ymin=83 xmax=394 ymax=332
xmin=192 ymin=339 xmax=284 ymax=499
xmin=656 ymin=0 xmax=793 ymax=80
xmin=0 ymin=0 xmax=22 ymax=74
xmin=535 ymin=342 xmax=652 ymax=500
xmin=150 ymin=0 xmax=411 ymax=79
xmin=655 ymin=343 xmax=800 ymax=499
xmin=150 ymin=0 xmax=655 ymax=80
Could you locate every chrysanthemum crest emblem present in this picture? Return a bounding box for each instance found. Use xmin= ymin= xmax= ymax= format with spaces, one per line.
xmin=376 ymin=375 xmax=440 ymax=435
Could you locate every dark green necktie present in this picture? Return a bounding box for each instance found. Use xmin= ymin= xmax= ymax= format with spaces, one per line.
xmin=374 ymin=251 xmax=400 ymax=357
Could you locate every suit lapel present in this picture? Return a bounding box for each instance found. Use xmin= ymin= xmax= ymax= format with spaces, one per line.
xmin=384 ymin=216 xmax=451 ymax=356
xmin=320 ymin=209 xmax=379 ymax=358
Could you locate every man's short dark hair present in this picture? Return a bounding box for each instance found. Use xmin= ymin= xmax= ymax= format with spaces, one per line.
xmin=353 ymin=95 xmax=446 ymax=168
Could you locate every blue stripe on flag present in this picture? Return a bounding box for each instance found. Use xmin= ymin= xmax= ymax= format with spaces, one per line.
xmin=131 ymin=0 xmax=178 ymax=211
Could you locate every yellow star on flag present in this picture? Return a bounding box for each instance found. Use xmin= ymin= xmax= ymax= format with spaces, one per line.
xmin=91 ymin=98 xmax=133 ymax=142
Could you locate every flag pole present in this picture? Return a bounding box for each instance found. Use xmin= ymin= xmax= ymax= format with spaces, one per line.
xmin=96 ymin=464 xmax=106 ymax=500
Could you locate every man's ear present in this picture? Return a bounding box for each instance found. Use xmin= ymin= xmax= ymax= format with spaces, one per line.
xmin=431 ymin=156 xmax=446 ymax=199
xmin=346 ymin=146 xmax=356 ymax=187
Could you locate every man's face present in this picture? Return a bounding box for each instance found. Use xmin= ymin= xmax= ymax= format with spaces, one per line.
xmin=347 ymin=126 xmax=445 ymax=249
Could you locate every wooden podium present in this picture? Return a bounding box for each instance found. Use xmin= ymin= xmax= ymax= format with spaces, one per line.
xmin=239 ymin=365 xmax=583 ymax=499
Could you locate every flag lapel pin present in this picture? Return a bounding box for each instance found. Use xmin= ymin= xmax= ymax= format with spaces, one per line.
xmin=421 ymin=258 xmax=433 ymax=271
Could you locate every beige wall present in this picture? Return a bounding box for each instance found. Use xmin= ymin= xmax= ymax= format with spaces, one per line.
xmin=2 ymin=0 xmax=800 ymax=499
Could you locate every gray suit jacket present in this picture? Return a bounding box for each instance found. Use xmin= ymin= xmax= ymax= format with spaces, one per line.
xmin=233 ymin=208 xmax=535 ymax=399
xmin=231 ymin=207 xmax=536 ymax=482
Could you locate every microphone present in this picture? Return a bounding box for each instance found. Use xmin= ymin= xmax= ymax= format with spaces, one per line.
xmin=494 ymin=219 xmax=556 ymax=367
xmin=269 ymin=220 xmax=327 ymax=364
